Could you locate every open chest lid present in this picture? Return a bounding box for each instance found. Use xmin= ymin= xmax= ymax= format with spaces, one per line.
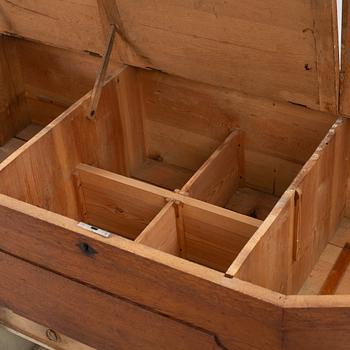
xmin=0 ymin=0 xmax=340 ymax=114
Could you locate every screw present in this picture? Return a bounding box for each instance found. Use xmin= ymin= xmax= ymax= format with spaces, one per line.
xmin=46 ymin=329 xmax=60 ymax=342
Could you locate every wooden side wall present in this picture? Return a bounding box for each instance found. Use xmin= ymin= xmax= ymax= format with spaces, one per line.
xmin=227 ymin=118 xmax=350 ymax=294
xmin=0 ymin=67 xmax=144 ymax=220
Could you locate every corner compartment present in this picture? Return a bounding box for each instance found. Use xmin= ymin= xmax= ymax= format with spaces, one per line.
xmin=181 ymin=129 xmax=282 ymax=220
xmin=0 ymin=34 xmax=99 ymax=162
xmin=227 ymin=118 xmax=350 ymax=295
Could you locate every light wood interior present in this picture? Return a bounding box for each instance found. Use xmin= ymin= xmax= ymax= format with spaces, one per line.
xmin=0 ymin=56 xmax=344 ymax=283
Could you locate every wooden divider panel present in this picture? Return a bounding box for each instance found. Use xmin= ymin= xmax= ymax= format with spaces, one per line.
xmin=226 ymin=191 xmax=295 ymax=292
xmin=182 ymin=203 xmax=261 ymax=272
xmin=136 ymin=201 xmax=179 ymax=256
xmin=75 ymin=164 xmax=165 ymax=239
xmin=182 ymin=130 xmax=243 ymax=206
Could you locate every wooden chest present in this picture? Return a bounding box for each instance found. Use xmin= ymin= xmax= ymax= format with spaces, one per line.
xmin=0 ymin=1 xmax=350 ymax=349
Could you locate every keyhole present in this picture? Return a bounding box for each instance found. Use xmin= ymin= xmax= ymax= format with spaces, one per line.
xmin=77 ymin=242 xmax=97 ymax=257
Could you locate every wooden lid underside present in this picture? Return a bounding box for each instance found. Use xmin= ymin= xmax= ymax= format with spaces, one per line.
xmin=0 ymin=0 xmax=339 ymax=114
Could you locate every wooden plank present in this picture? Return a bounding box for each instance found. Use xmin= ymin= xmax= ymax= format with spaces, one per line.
xmin=133 ymin=158 xmax=194 ymax=190
xmin=0 ymin=307 xmax=94 ymax=350
xmin=182 ymin=130 xmax=242 ymax=207
xmin=0 ymin=252 xmax=227 ymax=350
xmin=183 ymin=203 xmax=261 ymax=272
xmin=75 ymin=163 xmax=165 ymax=239
xmin=139 ymin=70 xmax=334 ymax=174
xmin=0 ymin=194 xmax=284 ymax=350
xmin=136 ymin=201 xmax=180 ymax=256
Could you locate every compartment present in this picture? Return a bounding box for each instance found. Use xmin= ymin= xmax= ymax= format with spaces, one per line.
xmin=0 ymin=34 xmax=99 ymax=162
xmin=74 ymin=163 xmax=166 ymax=240
xmin=137 ymin=198 xmax=260 ymax=272
xmin=227 ymin=118 xmax=350 ymax=295
xmin=181 ymin=130 xmax=280 ymax=220
xmin=75 ymin=163 xmax=260 ymax=271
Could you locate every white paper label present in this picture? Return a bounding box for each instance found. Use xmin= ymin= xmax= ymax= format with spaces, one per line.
xmin=78 ymin=222 xmax=112 ymax=238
